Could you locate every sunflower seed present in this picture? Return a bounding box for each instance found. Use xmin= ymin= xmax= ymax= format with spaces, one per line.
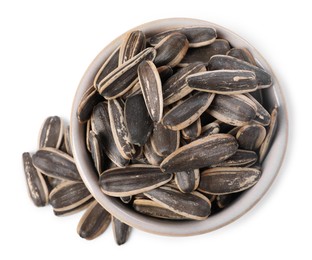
xmin=86 ymin=119 xmax=91 ymax=152
xmin=124 ymin=94 xmax=153 ymax=146
xmin=162 ymin=92 xmax=215 ymax=131
xmin=216 ymin=193 xmax=241 ymax=209
xmin=138 ymin=60 xmax=163 ymax=122
xmin=54 ymin=198 xmax=94 ymax=216
xmin=245 ymin=93 xmax=271 ymax=126
xmin=200 ymin=121 xmax=220 ymax=138
xmin=64 ymin=125 xmax=72 ymax=156
xmin=207 ymin=94 xmax=257 ymax=126
xmin=108 ymin=99 xmax=135 ymax=159
xmin=150 ymin=122 xmax=180 ymax=157
xmin=179 ymin=39 xmax=230 ymax=67
xmin=154 ymin=33 xmax=189 ymax=67
xmin=227 ymin=48 xmax=257 ymax=65
xmin=181 ymin=118 xmax=201 ymax=140
xmin=38 ymin=116 xmax=64 ymax=149
xmin=49 ymin=182 xmax=92 ymax=213
xmin=77 ymin=85 xmax=104 ymax=123
xmin=160 ymin=133 xmax=238 ymax=173
xmin=199 ymin=167 xmax=261 ymax=195
xmin=186 ymin=70 xmax=257 ymax=94
xmin=22 ymin=152 xmax=49 ymax=207
xmin=119 ymin=30 xmax=146 ymax=65
xmin=163 ymin=62 xmax=206 ymax=106
xmin=259 ymin=106 xmax=278 ymax=163
xmin=174 ymin=169 xmax=200 ymax=193
xmin=120 ymin=196 xmax=132 ymax=204
xmin=88 ymin=130 xmax=107 ymax=174
xmin=112 ymin=217 xmax=131 ymax=246
xmin=132 ymin=198 xmax=188 ymax=220
xmin=77 ymin=200 xmax=111 ymax=240
xmin=143 ymin=138 xmax=164 ymax=166
xmin=236 ymin=124 xmax=266 ymax=150
xmin=99 ymin=165 xmax=172 ymax=197
xmin=98 ymin=47 xmax=156 ymax=99
xmin=94 ymin=47 xmax=119 ymax=90
xmin=208 ymin=55 xmax=272 ymax=88
xmin=122 ymin=81 xmax=142 ymax=99
xmin=32 ymin=147 xmax=82 ymax=182
xmin=91 ymin=102 xmax=129 ymax=167
xmin=144 ymin=186 xmax=211 ymax=220
xmin=157 ymin=65 xmax=173 ymax=82
xmin=211 ymin=149 xmax=258 ymax=167
xmin=149 ymin=26 xmax=217 ymax=48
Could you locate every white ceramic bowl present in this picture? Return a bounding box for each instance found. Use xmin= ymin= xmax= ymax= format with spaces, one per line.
xmin=70 ymin=18 xmax=288 ymax=236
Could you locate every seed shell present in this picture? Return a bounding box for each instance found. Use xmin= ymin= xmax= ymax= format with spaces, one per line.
xmin=259 ymin=106 xmax=278 ymax=163
xmin=150 ymin=122 xmax=180 ymax=157
xmin=245 ymin=93 xmax=271 ymax=126
xmin=99 ymin=165 xmax=173 ymax=197
xmin=179 ymin=39 xmax=230 ymax=67
xmin=149 ymin=26 xmax=217 ymax=48
xmin=22 ymin=152 xmax=49 ymax=207
xmin=199 ymin=167 xmax=261 ymax=195
xmin=199 ymin=121 xmax=220 ymax=138
xmin=211 ymin=149 xmax=258 ymax=167
xmin=64 ymin=125 xmax=72 ymax=156
xmin=216 ymin=193 xmax=241 ymax=209
xmin=53 ymin=198 xmax=94 ymax=216
xmin=144 ymin=186 xmax=211 ymax=220
xmin=154 ymin=33 xmax=189 ymax=67
xmin=38 ymin=116 xmax=64 ymax=149
xmin=49 ymin=182 xmax=92 ymax=212
xmin=133 ymin=198 xmax=188 ymax=220
xmin=207 ymin=94 xmax=257 ymax=126
xmin=143 ymin=138 xmax=165 ymax=166
xmin=108 ymin=99 xmax=135 ymax=159
xmin=227 ymin=48 xmax=257 ymax=65
xmin=138 ymin=60 xmax=163 ymax=122
xmin=208 ymin=55 xmax=272 ymax=88
xmin=98 ymin=47 xmax=156 ymax=99
xmin=181 ymin=118 xmax=201 ymax=140
xmin=119 ymin=30 xmax=146 ymax=65
xmin=174 ymin=169 xmax=200 ymax=193
xmin=77 ymin=200 xmax=111 ymax=240
xmin=163 ymin=62 xmax=206 ymax=106
xmin=186 ymin=70 xmax=257 ymax=94
xmin=112 ymin=217 xmax=131 ymax=246
xmin=162 ymin=92 xmax=215 ymax=131
xmin=157 ymin=65 xmax=173 ymax=82
xmin=88 ymin=130 xmax=107 ymax=174
xmin=160 ymin=133 xmax=238 ymax=173
xmin=124 ymin=94 xmax=153 ymax=146
xmin=32 ymin=147 xmax=82 ymax=182
xmin=236 ymin=124 xmax=266 ymax=150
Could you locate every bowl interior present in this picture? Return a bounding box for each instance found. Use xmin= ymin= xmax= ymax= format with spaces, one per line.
xmin=70 ymin=18 xmax=288 ymax=236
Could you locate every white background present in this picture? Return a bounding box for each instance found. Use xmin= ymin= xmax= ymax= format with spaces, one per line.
xmin=0 ymin=0 xmax=310 ymax=259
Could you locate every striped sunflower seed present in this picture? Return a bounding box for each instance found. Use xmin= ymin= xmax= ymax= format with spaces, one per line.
xmin=153 ymin=33 xmax=189 ymax=67
xmin=144 ymin=186 xmax=211 ymax=220
xmin=259 ymin=106 xmax=278 ymax=163
xmin=119 ymin=30 xmax=146 ymax=65
xmin=112 ymin=217 xmax=131 ymax=246
xmin=88 ymin=130 xmax=107 ymax=174
xmin=216 ymin=193 xmax=241 ymax=209
xmin=207 ymin=94 xmax=257 ymax=126
xmin=124 ymin=94 xmax=153 ymax=146
xmin=199 ymin=121 xmax=220 ymax=138
xmin=174 ymin=169 xmax=200 ymax=193
xmin=38 ymin=116 xmax=64 ymax=149
xmin=208 ymin=55 xmax=272 ymax=88
xmin=94 ymin=47 xmax=119 ymax=90
xmin=143 ymin=138 xmax=165 ymax=166
xmin=227 ymin=48 xmax=257 ymax=65
xmin=160 ymin=133 xmax=238 ymax=173
xmin=245 ymin=93 xmax=271 ymax=126
xmin=211 ymin=149 xmax=258 ymax=167
xmin=99 ymin=165 xmax=173 ymax=197
xmin=162 ymin=62 xmax=206 ymax=106
xmin=138 ymin=60 xmax=163 ymax=123
xmin=198 ymin=167 xmax=261 ymax=195
xmin=132 ymin=198 xmax=188 ymax=220
xmin=64 ymin=125 xmax=72 ymax=156
xmin=22 ymin=152 xmax=49 ymax=207
xmin=179 ymin=39 xmax=230 ymax=67
xmin=77 ymin=200 xmax=111 ymax=240
xmin=98 ymin=47 xmax=156 ymax=99
xmin=32 ymin=147 xmax=82 ymax=182
xmin=149 ymin=26 xmax=217 ymax=48
xmin=162 ymin=92 xmax=215 ymax=131
xmin=157 ymin=65 xmax=173 ymax=82
xmin=236 ymin=123 xmax=266 ymax=150
xmin=108 ymin=98 xmax=135 ymax=160
xmin=181 ymin=118 xmax=202 ymax=140
xmin=49 ymin=181 xmax=92 ymax=214
xmin=150 ymin=122 xmax=180 ymax=157
xmin=186 ymin=70 xmax=257 ymax=94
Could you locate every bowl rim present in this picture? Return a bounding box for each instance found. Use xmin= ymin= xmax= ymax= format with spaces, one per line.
xmin=70 ymin=17 xmax=288 ymax=236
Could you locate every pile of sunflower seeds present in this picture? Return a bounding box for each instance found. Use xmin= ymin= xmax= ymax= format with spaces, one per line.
xmin=23 ymin=25 xmax=277 ymax=244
